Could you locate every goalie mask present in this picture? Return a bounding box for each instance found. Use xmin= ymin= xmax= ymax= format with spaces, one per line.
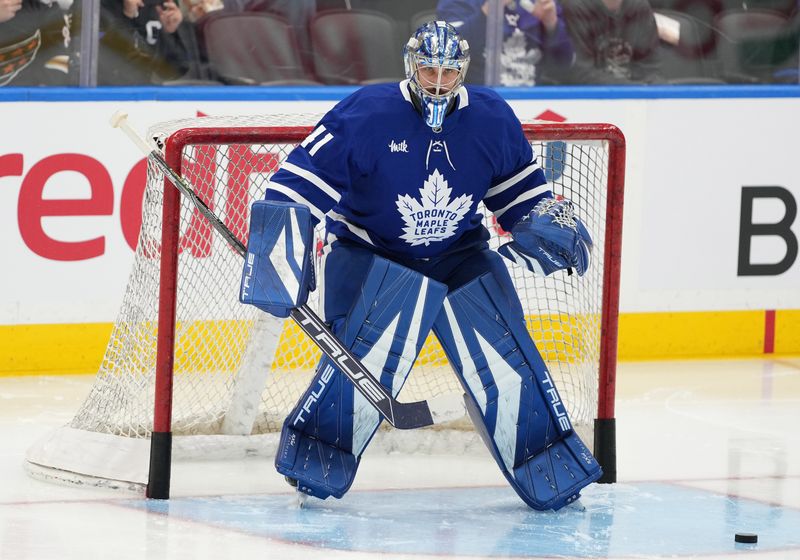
xmin=404 ymin=21 xmax=470 ymax=131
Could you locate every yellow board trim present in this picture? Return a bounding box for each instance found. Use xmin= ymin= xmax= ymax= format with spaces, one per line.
xmin=776 ymin=309 xmax=800 ymax=355
xmin=0 ymin=323 xmax=112 ymax=376
xmin=2 ymin=310 xmax=799 ymax=376
xmin=619 ymin=310 xmax=767 ymax=360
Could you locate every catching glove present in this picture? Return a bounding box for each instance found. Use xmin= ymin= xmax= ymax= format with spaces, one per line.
xmin=497 ymin=198 xmax=593 ymax=277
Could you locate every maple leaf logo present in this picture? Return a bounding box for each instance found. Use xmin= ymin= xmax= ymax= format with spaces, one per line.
xmin=395 ymin=169 xmax=473 ymax=247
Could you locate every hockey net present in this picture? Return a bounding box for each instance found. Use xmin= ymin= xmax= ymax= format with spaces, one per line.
xmin=27 ymin=114 xmax=624 ymax=491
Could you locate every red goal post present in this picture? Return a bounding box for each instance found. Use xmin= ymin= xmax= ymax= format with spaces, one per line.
xmin=26 ymin=116 xmax=624 ymax=498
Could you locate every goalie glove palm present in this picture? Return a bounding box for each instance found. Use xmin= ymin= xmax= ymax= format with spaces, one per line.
xmin=498 ymin=198 xmax=593 ymax=276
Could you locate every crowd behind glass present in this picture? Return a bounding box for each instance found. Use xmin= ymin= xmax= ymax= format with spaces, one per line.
xmin=1 ymin=0 xmax=798 ymax=87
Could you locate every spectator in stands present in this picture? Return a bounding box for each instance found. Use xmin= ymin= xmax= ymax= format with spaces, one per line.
xmin=99 ymin=0 xmax=210 ymax=84
xmin=437 ymin=0 xmax=575 ymax=85
xmin=0 ymin=0 xmax=75 ymax=86
xmin=561 ymin=0 xmax=662 ymax=84
xmin=184 ymin=0 xmax=222 ymax=20
xmin=0 ymin=0 xmax=23 ymax=22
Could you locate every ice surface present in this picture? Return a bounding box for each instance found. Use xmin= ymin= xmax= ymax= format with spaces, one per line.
xmin=1 ymin=358 xmax=799 ymax=559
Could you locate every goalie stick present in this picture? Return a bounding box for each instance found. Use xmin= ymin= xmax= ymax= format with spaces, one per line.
xmin=110 ymin=111 xmax=464 ymax=432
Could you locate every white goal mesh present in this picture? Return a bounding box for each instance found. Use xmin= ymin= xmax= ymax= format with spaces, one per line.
xmin=27 ymin=114 xmax=622 ymax=488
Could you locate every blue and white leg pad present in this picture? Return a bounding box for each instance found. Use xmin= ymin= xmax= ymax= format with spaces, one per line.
xmin=433 ymin=271 xmax=602 ymax=511
xmin=275 ymin=256 xmax=447 ymax=500
xmin=240 ymin=200 xmax=315 ymax=318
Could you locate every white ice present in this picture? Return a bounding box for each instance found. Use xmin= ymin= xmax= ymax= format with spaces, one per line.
xmin=1 ymin=358 xmax=799 ymax=559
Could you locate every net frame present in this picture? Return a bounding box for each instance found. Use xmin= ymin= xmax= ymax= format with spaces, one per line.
xmin=26 ymin=117 xmax=625 ymax=498
xmin=154 ymin=119 xmax=624 ymax=497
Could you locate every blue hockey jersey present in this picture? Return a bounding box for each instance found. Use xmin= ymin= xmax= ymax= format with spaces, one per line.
xmin=265 ymin=81 xmax=551 ymax=259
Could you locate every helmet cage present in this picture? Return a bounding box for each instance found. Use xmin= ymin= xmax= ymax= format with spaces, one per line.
xmin=407 ymin=52 xmax=468 ymax=101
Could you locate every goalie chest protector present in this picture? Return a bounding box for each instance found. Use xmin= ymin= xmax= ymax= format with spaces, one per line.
xmin=266 ymin=82 xmax=549 ymax=260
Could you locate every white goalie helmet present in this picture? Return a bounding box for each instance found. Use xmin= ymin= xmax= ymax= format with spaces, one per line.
xmin=403 ymin=21 xmax=470 ymax=131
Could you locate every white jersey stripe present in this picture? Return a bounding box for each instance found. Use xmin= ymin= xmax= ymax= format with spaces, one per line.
xmin=281 ymin=161 xmax=341 ymax=202
xmin=485 ymin=161 xmax=540 ymax=199
xmin=308 ymin=132 xmax=334 ymax=156
xmin=457 ymin=86 xmax=469 ymax=109
xmin=265 ymin=182 xmax=326 ymax=223
xmin=399 ymin=79 xmax=413 ymax=103
xmin=492 ymin=183 xmax=550 ymax=219
xmin=300 ymin=125 xmax=326 ymax=148
xmin=328 ymin=211 xmax=374 ymax=245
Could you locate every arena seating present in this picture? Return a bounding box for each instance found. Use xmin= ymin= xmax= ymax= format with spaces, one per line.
xmin=309 ymin=9 xmax=406 ymax=85
xmin=200 ymin=12 xmax=321 ymax=85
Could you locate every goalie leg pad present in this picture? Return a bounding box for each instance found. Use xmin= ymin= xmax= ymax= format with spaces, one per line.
xmin=275 ymin=251 xmax=447 ymax=500
xmin=432 ymin=254 xmax=602 ymax=510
